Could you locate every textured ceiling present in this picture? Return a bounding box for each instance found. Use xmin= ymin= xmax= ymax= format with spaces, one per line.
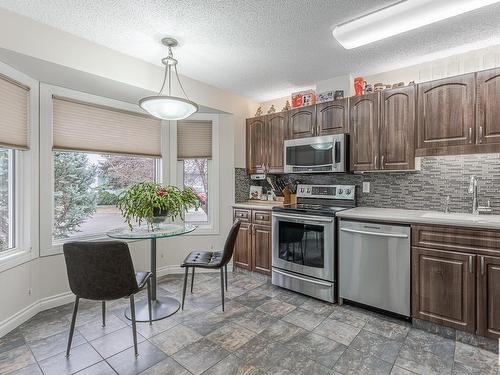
xmin=1 ymin=0 xmax=500 ymax=101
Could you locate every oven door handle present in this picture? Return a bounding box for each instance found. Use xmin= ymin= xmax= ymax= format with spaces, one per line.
xmin=340 ymin=227 xmax=409 ymax=238
xmin=273 ymin=268 xmax=333 ymax=287
xmin=272 ymin=213 xmax=334 ymax=223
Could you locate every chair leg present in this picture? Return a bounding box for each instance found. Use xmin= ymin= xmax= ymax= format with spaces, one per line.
xmin=101 ymin=301 xmax=106 ymax=327
xmin=220 ymin=267 xmax=225 ymax=312
xmin=182 ymin=267 xmax=188 ymax=310
xmin=225 ymin=264 xmax=228 ymax=291
xmin=146 ymin=278 xmax=152 ymax=325
xmin=130 ymin=295 xmax=138 ymax=357
xmin=66 ymin=296 xmax=79 ymax=357
xmin=190 ymin=267 xmax=195 ymax=293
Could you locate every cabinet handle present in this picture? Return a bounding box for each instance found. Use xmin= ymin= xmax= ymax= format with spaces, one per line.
xmin=374 ymin=155 xmax=378 ymax=168
xmin=479 ymin=126 xmax=484 ymax=143
xmin=480 ymin=256 xmax=485 ymax=275
xmin=469 ymin=255 xmax=473 ymax=273
xmin=468 ymin=127 xmax=472 ymax=143
xmin=381 ymin=155 xmax=385 ymax=169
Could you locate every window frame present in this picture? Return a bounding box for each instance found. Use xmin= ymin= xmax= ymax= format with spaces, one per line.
xmin=0 ymin=62 xmax=39 ymax=272
xmin=169 ymin=113 xmax=220 ymax=235
xmin=40 ymin=84 xmax=165 ymax=256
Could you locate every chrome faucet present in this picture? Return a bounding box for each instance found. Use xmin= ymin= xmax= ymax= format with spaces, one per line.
xmin=468 ymin=176 xmax=493 ymax=215
xmin=469 ymin=176 xmax=479 ymax=215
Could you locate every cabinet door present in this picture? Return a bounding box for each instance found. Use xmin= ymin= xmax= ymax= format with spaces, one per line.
xmin=412 ymin=247 xmax=475 ymax=333
xmin=233 ymin=222 xmax=252 ymax=270
xmin=476 ymin=68 xmax=500 ymax=148
xmin=416 ymin=74 xmax=475 ymax=155
xmin=287 ymin=105 xmax=316 ymax=139
xmin=380 ymin=86 xmax=415 ymax=170
xmin=316 ymin=98 xmax=349 ymax=135
xmin=266 ymin=112 xmax=287 ymax=173
xmin=252 ymin=224 xmax=272 ymax=275
xmin=350 ymin=93 xmax=380 ymax=171
xmin=246 ymin=117 xmax=266 ymax=174
xmin=477 ymin=255 xmax=500 ymax=339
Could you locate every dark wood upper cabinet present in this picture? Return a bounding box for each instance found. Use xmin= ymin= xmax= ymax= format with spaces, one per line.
xmin=412 ymin=246 xmax=476 ymax=333
xmin=246 ymin=117 xmax=266 ymax=174
xmin=416 ymin=73 xmax=475 ymax=156
xmin=380 ymin=86 xmax=415 ymax=170
xmin=316 ymin=98 xmax=349 ymax=135
xmin=350 ymin=93 xmax=380 ymax=171
xmin=287 ymin=105 xmax=316 ymax=139
xmin=477 ymin=255 xmax=500 ymax=339
xmin=476 ymin=68 xmax=500 ymax=147
xmin=266 ymin=112 xmax=287 ymax=173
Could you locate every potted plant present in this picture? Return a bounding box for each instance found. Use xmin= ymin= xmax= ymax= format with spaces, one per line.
xmin=116 ymin=181 xmax=200 ymax=231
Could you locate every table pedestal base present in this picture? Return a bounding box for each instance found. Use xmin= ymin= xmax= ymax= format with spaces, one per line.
xmin=125 ymin=297 xmax=180 ymax=322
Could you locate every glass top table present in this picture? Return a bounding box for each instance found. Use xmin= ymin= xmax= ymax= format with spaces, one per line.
xmin=107 ymin=223 xmax=196 ymax=322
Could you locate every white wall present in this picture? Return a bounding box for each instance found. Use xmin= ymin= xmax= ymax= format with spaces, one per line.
xmin=0 ymin=9 xmax=250 ymax=336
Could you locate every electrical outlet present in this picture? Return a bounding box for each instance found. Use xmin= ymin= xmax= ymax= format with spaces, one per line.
xmin=363 ymin=182 xmax=370 ymax=193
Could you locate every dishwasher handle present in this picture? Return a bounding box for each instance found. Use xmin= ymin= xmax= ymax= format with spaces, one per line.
xmin=340 ymin=227 xmax=409 ymax=239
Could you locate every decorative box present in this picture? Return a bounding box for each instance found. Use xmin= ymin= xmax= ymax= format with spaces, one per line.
xmin=291 ymin=90 xmax=317 ymax=108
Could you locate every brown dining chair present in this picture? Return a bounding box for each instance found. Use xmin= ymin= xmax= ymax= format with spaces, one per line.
xmin=63 ymin=241 xmax=152 ymax=357
xmin=181 ymin=221 xmax=241 ymax=311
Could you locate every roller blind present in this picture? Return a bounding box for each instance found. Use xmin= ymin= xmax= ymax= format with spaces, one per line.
xmin=0 ymin=74 xmax=29 ymax=150
xmin=177 ymin=120 xmax=212 ymax=159
xmin=53 ymin=97 xmax=162 ymax=157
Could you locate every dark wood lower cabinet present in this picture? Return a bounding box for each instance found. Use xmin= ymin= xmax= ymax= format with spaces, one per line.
xmin=412 ymin=246 xmax=476 ymax=333
xmin=232 ymin=208 xmax=272 ymax=276
xmin=477 ymin=255 xmax=500 ymax=339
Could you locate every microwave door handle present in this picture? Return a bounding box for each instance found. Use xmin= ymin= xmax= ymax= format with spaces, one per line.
xmin=334 ymin=140 xmax=341 ymax=163
xmin=290 ymin=164 xmax=333 ymax=168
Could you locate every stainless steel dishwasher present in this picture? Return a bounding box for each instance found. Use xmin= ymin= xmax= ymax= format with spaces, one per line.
xmin=339 ymin=220 xmax=410 ymax=317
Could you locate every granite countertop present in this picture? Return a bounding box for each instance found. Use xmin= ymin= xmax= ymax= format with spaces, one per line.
xmin=232 ymin=201 xmax=283 ymax=210
xmin=337 ymin=207 xmax=500 ymax=230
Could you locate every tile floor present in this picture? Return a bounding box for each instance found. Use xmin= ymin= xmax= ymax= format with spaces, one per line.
xmin=0 ymin=271 xmax=498 ymax=375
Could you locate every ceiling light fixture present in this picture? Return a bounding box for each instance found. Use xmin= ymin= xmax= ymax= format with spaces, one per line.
xmin=332 ymin=0 xmax=500 ymax=49
xmin=139 ymin=38 xmax=198 ymax=120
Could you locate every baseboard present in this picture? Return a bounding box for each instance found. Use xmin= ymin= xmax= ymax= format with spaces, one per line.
xmin=0 ymin=291 xmax=73 ymax=338
xmin=156 ymin=263 xmax=234 ymax=278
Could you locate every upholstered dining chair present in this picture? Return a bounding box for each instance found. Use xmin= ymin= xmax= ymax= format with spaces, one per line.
xmin=181 ymin=220 xmax=241 ymax=312
xmin=63 ymin=241 xmax=152 ymax=357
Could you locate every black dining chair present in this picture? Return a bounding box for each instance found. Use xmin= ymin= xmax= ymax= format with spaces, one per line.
xmin=63 ymin=241 xmax=153 ymax=357
xmin=181 ymin=221 xmax=241 ymax=311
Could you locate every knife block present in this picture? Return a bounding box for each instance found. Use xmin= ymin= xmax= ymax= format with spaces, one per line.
xmin=283 ymin=187 xmax=297 ymax=205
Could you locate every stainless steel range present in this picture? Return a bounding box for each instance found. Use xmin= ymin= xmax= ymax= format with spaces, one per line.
xmin=271 ymin=184 xmax=355 ymax=303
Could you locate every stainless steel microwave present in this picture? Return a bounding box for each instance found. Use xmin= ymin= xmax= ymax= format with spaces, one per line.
xmin=284 ymin=134 xmax=349 ymax=173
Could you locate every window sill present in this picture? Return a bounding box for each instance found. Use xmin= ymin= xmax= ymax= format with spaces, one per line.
xmin=0 ymin=248 xmax=35 ymax=273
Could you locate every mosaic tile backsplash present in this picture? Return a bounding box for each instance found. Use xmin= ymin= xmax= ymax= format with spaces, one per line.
xmin=235 ymin=153 xmax=500 ymax=214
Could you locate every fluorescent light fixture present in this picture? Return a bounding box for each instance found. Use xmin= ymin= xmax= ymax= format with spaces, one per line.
xmin=332 ymin=0 xmax=500 ymax=49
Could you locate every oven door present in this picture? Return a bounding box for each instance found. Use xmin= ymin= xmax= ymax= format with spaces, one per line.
xmin=272 ymin=212 xmax=335 ymax=281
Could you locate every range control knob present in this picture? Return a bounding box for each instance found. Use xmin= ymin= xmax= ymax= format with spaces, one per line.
xmin=338 ymin=189 xmax=343 ymax=195
xmin=345 ymin=189 xmax=351 ymax=195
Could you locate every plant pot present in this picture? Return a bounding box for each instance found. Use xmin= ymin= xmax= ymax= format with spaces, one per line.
xmin=152 ymin=207 xmax=169 ymax=225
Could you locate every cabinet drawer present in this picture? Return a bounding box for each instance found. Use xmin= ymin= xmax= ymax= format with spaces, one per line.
xmin=252 ymin=210 xmax=271 ymax=224
xmin=412 ymin=225 xmax=500 ymax=256
xmin=233 ymin=209 xmax=251 ymax=222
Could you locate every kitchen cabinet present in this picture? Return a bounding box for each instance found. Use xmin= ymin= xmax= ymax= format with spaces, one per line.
xmin=416 ymin=73 xmax=476 ymax=156
xmin=380 ymin=86 xmax=415 ymax=170
xmin=476 ymin=67 xmax=500 ymax=149
xmin=412 ymin=246 xmax=475 ymax=333
xmin=350 ymin=92 xmax=380 ymax=171
xmin=411 ymin=224 xmax=500 ymax=339
xmin=232 ymin=208 xmax=272 ymax=275
xmin=477 ymin=255 xmax=500 ymax=339
xmin=316 ymin=98 xmax=349 ymax=135
xmin=246 ymin=117 xmax=266 ymax=174
xmin=246 ymin=113 xmax=287 ymax=174
xmin=287 ymin=105 xmax=316 ymax=139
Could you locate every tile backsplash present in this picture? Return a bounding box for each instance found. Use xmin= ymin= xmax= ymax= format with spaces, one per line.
xmin=235 ymin=153 xmax=500 ymax=214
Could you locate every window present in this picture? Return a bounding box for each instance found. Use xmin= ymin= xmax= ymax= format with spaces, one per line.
xmin=182 ymin=159 xmax=209 ymax=223
xmin=0 ymin=149 xmax=15 ymax=251
xmin=53 ymin=151 xmax=158 ymax=241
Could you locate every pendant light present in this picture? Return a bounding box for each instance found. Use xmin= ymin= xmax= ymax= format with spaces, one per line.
xmin=140 ymin=38 xmax=198 ymax=120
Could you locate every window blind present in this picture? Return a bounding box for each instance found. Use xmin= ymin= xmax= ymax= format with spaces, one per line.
xmin=0 ymin=74 xmax=29 ymax=150
xmin=53 ymin=97 xmax=162 ymax=157
xmin=177 ymin=120 xmax=212 ymax=159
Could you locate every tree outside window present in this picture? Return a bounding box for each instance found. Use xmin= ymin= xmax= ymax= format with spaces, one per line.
xmin=0 ymin=149 xmax=13 ymax=251
xmin=183 ymin=159 xmax=208 ymax=223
